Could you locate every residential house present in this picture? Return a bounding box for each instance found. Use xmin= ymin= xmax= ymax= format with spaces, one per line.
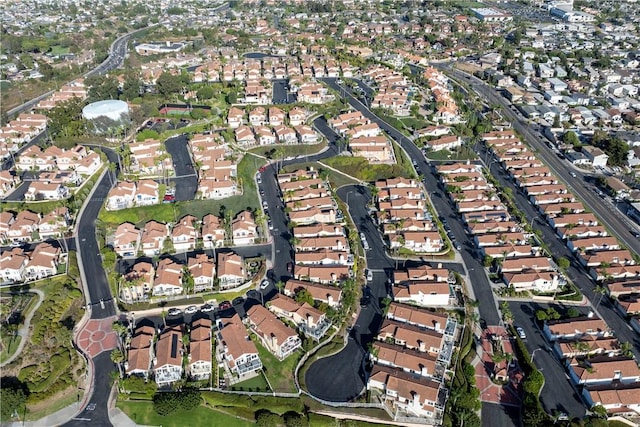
xmin=201 ymin=214 xmax=225 ymax=248
xmin=246 ymin=304 xmax=302 ymax=360
xmin=569 ymin=357 xmax=640 ymax=387
xmin=106 ymin=181 xmax=137 ymax=210
xmin=216 ymin=315 xmax=262 ymax=377
xmin=154 ymin=326 xmax=184 ymax=387
xmin=188 ymin=318 xmax=212 ymax=381
xmin=126 ymin=325 xmax=155 ymax=379
xmin=112 ymin=222 xmax=141 ymax=257
xmin=0 ymin=248 xmax=28 ymax=282
xmin=267 ymin=294 xmax=331 ymax=340
xmin=140 ymin=221 xmax=169 ymax=256
xmin=24 ymin=243 xmax=61 ymax=281
xmin=135 ymin=180 xmax=159 ymax=207
xmin=377 ymin=319 xmax=443 ymax=355
xmin=283 ymin=279 xmax=342 ymax=307
xmin=544 ymin=317 xmax=612 ymax=341
xmin=217 ymin=252 xmax=245 ymax=290
xmin=152 ymin=258 xmax=183 ymax=296
xmin=231 ymin=211 xmax=257 ymax=245
xmin=188 ymin=253 xmax=215 ymax=293
xmin=372 ymin=341 xmax=439 ymax=379
xmin=386 ymin=303 xmax=448 ymax=334
xmin=293 ymin=264 xmax=350 ymax=284
xmin=171 ymin=215 xmax=198 ymax=252
xmin=368 ymin=364 xmax=443 ymax=419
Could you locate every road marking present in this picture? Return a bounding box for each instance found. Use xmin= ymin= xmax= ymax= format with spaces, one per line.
xmin=72 ymin=418 xmax=92 ymax=421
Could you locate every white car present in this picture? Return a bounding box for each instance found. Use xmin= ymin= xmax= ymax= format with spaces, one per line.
xmin=516 ymin=327 xmax=526 ymax=339
xmin=260 ymin=279 xmax=270 ymax=290
xmin=167 ymin=308 xmax=182 ymax=316
xmin=366 ymin=269 xmax=373 ymax=281
xmin=200 ymin=304 xmax=215 ymax=313
xmin=184 ymin=305 xmax=198 ymax=315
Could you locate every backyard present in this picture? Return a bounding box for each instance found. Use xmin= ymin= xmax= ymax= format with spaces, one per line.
xmin=233 ymin=371 xmax=271 ymax=392
xmin=253 ymin=338 xmax=303 ymax=393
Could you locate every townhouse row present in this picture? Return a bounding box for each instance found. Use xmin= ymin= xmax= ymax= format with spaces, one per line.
xmin=187 ymin=132 xmax=239 ymax=200
xmin=374 ymin=177 xmax=444 ymax=254
xmin=328 ymin=110 xmax=395 ymax=163
xmin=437 ymin=160 xmax=559 ymax=292
xmin=482 ymin=129 xmax=639 ymax=303
xmin=120 ymin=250 xmax=244 ymax=303
xmin=0 ymin=113 xmax=47 ymax=164
xmin=112 ymin=212 xmax=257 ymax=259
xmin=542 ymin=315 xmax=640 ymax=417
xmin=363 ymin=65 xmax=412 ymax=116
xmin=0 ymin=207 xmax=71 ymax=245
xmin=126 ymin=319 xmax=213 ymax=386
xmin=0 ymin=242 xmax=66 ymax=283
xmin=271 ymin=168 xmax=356 ymax=284
xmin=367 ymin=293 xmax=457 ymax=420
xmin=127 ymin=139 xmax=174 ymax=178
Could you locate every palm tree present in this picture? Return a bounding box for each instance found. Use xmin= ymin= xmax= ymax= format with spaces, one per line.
xmin=110 ymin=348 xmax=125 ymax=378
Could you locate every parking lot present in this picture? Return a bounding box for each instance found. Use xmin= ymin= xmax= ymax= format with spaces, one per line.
xmin=272 ymin=79 xmax=296 ymax=104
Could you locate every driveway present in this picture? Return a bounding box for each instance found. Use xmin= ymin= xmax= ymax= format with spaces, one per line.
xmin=164 ymin=134 xmax=197 ymax=201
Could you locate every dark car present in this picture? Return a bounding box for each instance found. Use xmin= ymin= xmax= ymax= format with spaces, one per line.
xmin=232 ymin=297 xmax=244 ymax=306
xmin=219 ymin=301 xmax=232 ymax=310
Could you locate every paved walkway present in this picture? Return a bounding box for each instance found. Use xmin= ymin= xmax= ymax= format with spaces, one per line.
xmin=76 ymin=317 xmax=118 ymax=358
xmin=1 ymin=289 xmax=44 ymax=367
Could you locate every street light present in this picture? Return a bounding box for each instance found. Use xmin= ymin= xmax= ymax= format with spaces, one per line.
xmin=530 ymin=348 xmax=543 ymax=364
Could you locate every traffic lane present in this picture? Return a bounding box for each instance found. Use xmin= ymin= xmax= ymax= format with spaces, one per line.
xmin=326 ymin=77 xmax=502 ymax=325
xmin=164 ymin=135 xmax=197 ymax=201
xmin=508 ymin=301 xmax=587 ymax=418
xmin=304 ymin=338 xmax=366 ymax=402
xmin=336 ymin=185 xmax=393 ymax=270
xmin=260 ymin=163 xmax=293 ymax=282
xmin=64 ymin=351 xmax=114 ymax=427
xmin=481 ymin=403 xmax=520 ymax=427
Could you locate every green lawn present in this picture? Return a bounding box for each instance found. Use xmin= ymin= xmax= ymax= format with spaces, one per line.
xmin=399 ymin=116 xmax=429 ymax=131
xmin=234 ymin=371 xmax=271 ymax=392
xmin=249 ymin=141 xmax=327 ymax=159
xmin=49 ymin=45 xmax=70 ymax=56
xmin=425 ymin=147 xmax=477 ymax=161
xmin=253 ymin=338 xmax=303 ymax=393
xmin=202 ymin=391 xmax=305 ymax=418
xmin=116 ymin=400 xmax=253 ymax=427
xmin=322 ymin=156 xmax=412 ymax=183
xmin=308 ymin=413 xmax=392 ymax=427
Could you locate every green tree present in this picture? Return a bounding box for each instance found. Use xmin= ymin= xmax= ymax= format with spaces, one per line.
xmin=196 ymin=86 xmax=214 ymax=100
xmin=255 ymin=410 xmax=282 ymax=427
xmin=562 ymin=131 xmax=580 ymax=148
xmin=556 ymin=257 xmax=570 ymax=272
xmin=86 ymin=74 xmax=120 ymax=102
xmin=294 ymin=289 xmax=314 ymax=306
xmin=0 ymin=382 xmax=27 ymax=421
xmin=156 ymin=72 xmax=184 ymax=98
xmin=47 ymin=97 xmax=86 ymax=141
xmin=122 ymin=72 xmax=142 ymax=101
xmin=283 ymin=411 xmax=307 ymax=427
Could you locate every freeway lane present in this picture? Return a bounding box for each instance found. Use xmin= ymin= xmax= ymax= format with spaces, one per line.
xmin=319 ymin=77 xmax=502 ymax=326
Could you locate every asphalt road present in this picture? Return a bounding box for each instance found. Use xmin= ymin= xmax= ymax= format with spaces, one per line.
xmin=65 ymin=352 xmax=114 ymax=427
xmin=164 ymin=134 xmax=198 ymax=201
xmin=304 ymin=338 xmax=367 ymax=402
xmin=319 ymin=77 xmax=502 ymax=326
xmin=508 ymin=301 xmax=587 ymax=418
xmin=481 ymin=403 xmax=521 ymax=427
xmin=272 ymin=79 xmax=295 ymax=104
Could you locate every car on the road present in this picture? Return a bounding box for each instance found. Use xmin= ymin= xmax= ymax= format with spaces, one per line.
xmin=268 ymin=221 xmax=273 ymax=230
xmin=366 ymin=269 xmax=373 ymax=281
xmin=260 ymin=279 xmax=270 ymax=290
xmin=168 ymin=308 xmax=182 ymax=316
xmin=256 ymin=175 xmax=262 ymax=184
xmin=455 ymin=242 xmax=462 ymax=251
xmin=184 ymin=305 xmax=198 ymax=314
xmin=630 ymin=230 xmax=640 ymax=238
xmin=219 ymin=301 xmax=232 ymax=310
xmin=200 ymin=304 xmax=215 ymax=312
xmin=570 ymin=172 xmax=577 ymax=178
xmin=516 ymin=327 xmax=526 ymax=339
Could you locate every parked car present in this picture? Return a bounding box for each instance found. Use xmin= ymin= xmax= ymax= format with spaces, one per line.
xmin=200 ymin=304 xmax=215 ymax=312
xmin=232 ymin=297 xmax=244 ymax=306
xmin=184 ymin=305 xmax=198 ymax=315
xmin=219 ymin=301 xmax=232 ymax=310
xmin=260 ymin=279 xmax=270 ymax=290
xmin=168 ymin=308 xmax=182 ymax=316
xmin=516 ymin=327 xmax=526 ymax=339
xmin=366 ymin=269 xmax=373 ymax=282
